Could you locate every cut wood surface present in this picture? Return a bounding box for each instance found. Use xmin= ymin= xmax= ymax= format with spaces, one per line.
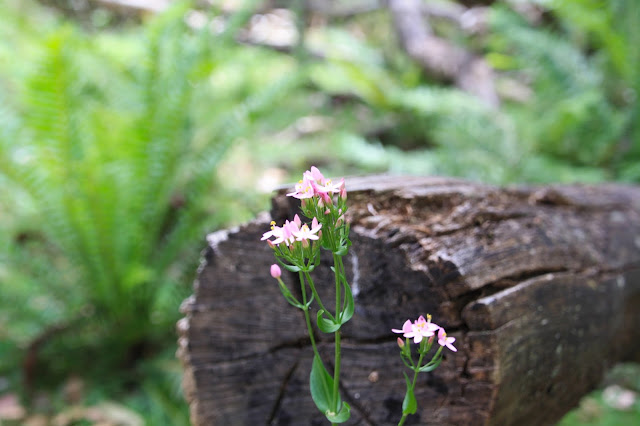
xmin=177 ymin=176 xmax=640 ymax=425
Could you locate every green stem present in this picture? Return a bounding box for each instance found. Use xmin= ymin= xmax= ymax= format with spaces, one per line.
xmin=332 ymin=330 xmax=341 ymax=417
xmin=333 ymin=253 xmax=342 ymax=319
xmin=299 ymin=271 xmax=320 ymax=360
xmin=397 ymin=350 xmax=426 ymax=426
xmin=304 ymin=271 xmax=333 ymax=321
xmin=331 ymin=252 xmax=344 ymax=420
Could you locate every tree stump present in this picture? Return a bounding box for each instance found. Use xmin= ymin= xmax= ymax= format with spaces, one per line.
xmin=177 ymin=176 xmax=640 ymax=425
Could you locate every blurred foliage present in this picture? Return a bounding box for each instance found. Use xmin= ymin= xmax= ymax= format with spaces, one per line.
xmin=558 ymin=363 xmax=640 ymax=426
xmin=0 ymin=0 xmax=638 ymax=423
xmin=0 ymin=0 xmax=302 ymax=419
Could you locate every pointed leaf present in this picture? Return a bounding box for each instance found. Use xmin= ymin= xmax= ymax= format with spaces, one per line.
xmin=282 ymin=264 xmax=301 ymax=273
xmin=326 ymin=402 xmax=351 ymax=423
xmin=310 ymin=355 xmax=334 ymax=414
xmin=317 ymin=310 xmax=341 ymax=333
xmin=339 ymin=279 xmax=354 ymax=325
xmin=402 ymin=373 xmax=417 ymax=415
xmin=418 ymin=356 xmax=443 ymax=373
xmin=276 ymin=281 xmax=304 ymax=309
xmin=334 ymin=245 xmax=348 ymax=256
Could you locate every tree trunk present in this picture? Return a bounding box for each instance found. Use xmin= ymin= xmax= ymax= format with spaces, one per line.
xmin=177 ymin=176 xmax=640 ymax=425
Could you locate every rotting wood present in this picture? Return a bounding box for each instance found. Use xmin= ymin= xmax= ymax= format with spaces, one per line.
xmin=177 ymin=176 xmax=640 ymax=425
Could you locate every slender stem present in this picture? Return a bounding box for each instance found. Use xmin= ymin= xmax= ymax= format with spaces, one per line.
xmin=333 ymin=253 xmax=342 ymax=319
xmin=332 ymin=330 xmax=341 ymax=416
xmin=299 ymin=272 xmax=320 ymax=360
xmin=331 ymin=251 xmax=346 ymax=419
xmin=397 ymin=350 xmax=427 ymax=426
xmin=304 ymin=271 xmax=333 ymax=320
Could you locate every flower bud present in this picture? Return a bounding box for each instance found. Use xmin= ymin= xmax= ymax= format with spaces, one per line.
xmin=270 ymin=264 xmax=282 ymax=279
xmin=339 ymin=179 xmax=347 ymax=200
xmin=397 ymin=337 xmax=405 ymax=349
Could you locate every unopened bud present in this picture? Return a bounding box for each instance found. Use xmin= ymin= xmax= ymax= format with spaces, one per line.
xmin=397 ymin=337 xmax=405 ymax=349
xmin=270 ymin=264 xmax=281 ymax=279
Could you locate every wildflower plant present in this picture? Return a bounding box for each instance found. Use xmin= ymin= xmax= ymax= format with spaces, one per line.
xmin=392 ymin=315 xmax=457 ymax=426
xmin=263 ymin=167 xmax=457 ymax=424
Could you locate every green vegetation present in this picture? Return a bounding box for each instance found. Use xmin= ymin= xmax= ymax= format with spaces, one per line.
xmin=0 ymin=0 xmax=638 ymax=423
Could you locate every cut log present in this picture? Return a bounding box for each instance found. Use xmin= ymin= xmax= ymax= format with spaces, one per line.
xmin=177 ymin=176 xmax=640 ymax=425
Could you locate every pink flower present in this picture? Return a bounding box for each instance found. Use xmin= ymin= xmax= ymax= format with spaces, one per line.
xmin=261 ymin=216 xmax=302 ymax=247
xmin=437 ymin=328 xmax=457 ymax=352
xmin=392 ymin=319 xmax=413 ymax=336
xmin=274 ymin=219 xmax=299 ymax=246
xmin=287 ymin=177 xmax=315 ymax=199
xmin=392 ymin=316 xmax=439 ymax=344
xmin=287 ymin=166 xmax=344 ymax=199
xmin=293 ymin=217 xmax=322 ymax=244
xmin=304 ymin=166 xmax=325 ymax=183
xmin=312 ymin=178 xmax=343 ymax=195
xmin=409 ymin=316 xmax=440 ymax=344
xmin=261 ymin=221 xmax=283 ymax=243
xmin=270 ymin=264 xmax=281 ymax=279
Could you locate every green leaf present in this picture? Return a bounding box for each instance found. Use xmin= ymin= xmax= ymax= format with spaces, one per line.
xmin=277 ymin=280 xmax=304 ymax=309
xmin=334 ymin=245 xmax=349 ymax=256
xmin=282 ymin=264 xmax=301 ymax=273
xmin=310 ymin=355 xmax=335 ymax=415
xmin=317 ymin=310 xmax=341 ymax=333
xmin=402 ymin=373 xmax=417 ymax=415
xmin=339 ymin=279 xmax=354 ymax=325
xmin=326 ymin=402 xmax=351 ymax=423
xmin=418 ymin=356 xmax=443 ymax=373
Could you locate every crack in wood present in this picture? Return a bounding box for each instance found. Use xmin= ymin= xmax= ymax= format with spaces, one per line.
xmin=338 ymin=381 xmax=377 ymax=426
xmin=267 ymin=358 xmax=299 ymax=425
xmin=180 ymin=178 xmax=640 ymax=425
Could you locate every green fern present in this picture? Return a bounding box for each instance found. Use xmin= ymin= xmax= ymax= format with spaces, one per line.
xmin=488 ymin=6 xmax=629 ymax=172
xmin=0 ymin=0 xmax=303 ymax=378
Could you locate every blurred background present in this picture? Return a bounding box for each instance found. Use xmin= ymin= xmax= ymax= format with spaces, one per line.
xmin=0 ymin=0 xmax=638 ymax=424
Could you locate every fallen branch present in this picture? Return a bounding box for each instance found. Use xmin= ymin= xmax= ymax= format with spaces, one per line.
xmin=388 ymin=0 xmax=499 ymax=107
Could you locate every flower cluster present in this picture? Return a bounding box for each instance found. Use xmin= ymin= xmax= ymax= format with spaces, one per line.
xmin=393 ymin=314 xmax=457 ymax=424
xmin=261 ymin=215 xmax=322 ymax=248
xmin=263 ymin=166 xmax=350 ymax=273
xmin=393 ymin=314 xmax=457 ymax=352
xmin=287 ymin=166 xmax=346 ymax=202
xmin=263 ymin=166 xmax=354 ymax=424
xmin=262 ymin=166 xmax=458 ymax=425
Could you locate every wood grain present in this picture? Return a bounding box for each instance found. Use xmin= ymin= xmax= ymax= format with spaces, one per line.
xmin=178 ymin=177 xmax=640 ymax=425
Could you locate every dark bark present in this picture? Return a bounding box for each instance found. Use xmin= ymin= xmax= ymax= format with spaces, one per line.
xmin=178 ymin=176 xmax=640 ymax=425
